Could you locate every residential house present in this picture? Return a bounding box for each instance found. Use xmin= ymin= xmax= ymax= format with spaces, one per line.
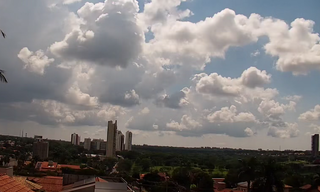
xmin=35 ymin=161 xmax=58 ymax=172
xmin=35 ymin=161 xmax=84 ymax=173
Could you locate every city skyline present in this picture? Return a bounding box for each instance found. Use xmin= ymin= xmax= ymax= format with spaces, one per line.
xmin=0 ymin=0 xmax=320 ymax=150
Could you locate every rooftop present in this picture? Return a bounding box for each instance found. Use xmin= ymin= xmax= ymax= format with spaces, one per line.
xmin=27 ymin=176 xmax=63 ymax=192
xmin=13 ymin=176 xmax=43 ymax=191
xmin=58 ymin=164 xmax=81 ymax=170
xmin=0 ymin=174 xmax=33 ymax=192
xmin=35 ymin=161 xmax=58 ymax=171
xmin=62 ymin=177 xmax=130 ymax=192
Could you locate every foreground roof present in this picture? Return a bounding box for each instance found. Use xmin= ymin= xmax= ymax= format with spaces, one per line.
xmin=13 ymin=176 xmax=43 ymax=190
xmin=27 ymin=176 xmax=63 ymax=192
xmin=0 ymin=174 xmax=33 ymax=192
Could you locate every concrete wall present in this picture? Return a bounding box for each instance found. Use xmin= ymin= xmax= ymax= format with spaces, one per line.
xmin=0 ymin=167 xmax=13 ymax=177
xmin=71 ymin=185 xmax=95 ymax=192
xmin=63 ymin=174 xmax=93 ymax=186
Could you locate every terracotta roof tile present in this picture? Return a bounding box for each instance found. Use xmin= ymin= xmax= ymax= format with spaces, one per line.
xmin=58 ymin=164 xmax=81 ymax=170
xmin=36 ymin=161 xmax=58 ymax=172
xmin=213 ymin=178 xmax=225 ymax=183
xmin=284 ymin=184 xmax=292 ymax=188
xmin=13 ymin=176 xmax=43 ymax=190
xmin=0 ymin=174 xmax=33 ymax=192
xmin=27 ymin=176 xmax=63 ymax=192
xmin=95 ymin=177 xmax=108 ymax=182
xmin=300 ymin=184 xmax=312 ymax=189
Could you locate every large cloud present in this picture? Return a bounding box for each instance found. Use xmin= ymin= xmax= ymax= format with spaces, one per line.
xmin=263 ymin=18 xmax=320 ymax=75
xmin=299 ymin=105 xmax=320 ymax=121
xmin=192 ymin=66 xmax=277 ymax=103
xmin=50 ymin=0 xmax=144 ymax=68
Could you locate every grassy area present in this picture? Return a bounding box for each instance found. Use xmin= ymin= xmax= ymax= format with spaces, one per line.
xmin=150 ymin=166 xmax=228 ymax=177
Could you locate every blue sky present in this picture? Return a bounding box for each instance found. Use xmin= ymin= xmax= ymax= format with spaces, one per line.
xmin=177 ymin=0 xmax=320 ymax=111
xmin=1 ymin=0 xmax=320 ymax=150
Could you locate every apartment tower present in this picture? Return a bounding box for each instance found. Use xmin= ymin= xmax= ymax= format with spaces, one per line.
xmin=106 ymin=120 xmax=117 ymax=157
xmin=125 ymin=131 xmax=132 ymax=151
xmin=84 ymin=138 xmax=91 ymax=150
xmin=312 ymin=134 xmax=319 ymax=157
xmin=33 ymin=139 xmax=49 ymax=160
xmin=116 ymin=131 xmax=124 ymax=151
xmin=71 ymin=133 xmax=80 ymax=145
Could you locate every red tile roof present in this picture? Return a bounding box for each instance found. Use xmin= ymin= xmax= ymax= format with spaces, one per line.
xmin=0 ymin=174 xmax=33 ymax=192
xmin=213 ymin=178 xmax=225 ymax=183
xmin=300 ymin=184 xmax=320 ymax=191
xmin=95 ymin=177 xmax=108 ymax=182
xmin=35 ymin=161 xmax=58 ymax=172
xmin=284 ymin=184 xmax=292 ymax=188
xmin=300 ymin=184 xmax=312 ymax=189
xmin=27 ymin=176 xmax=63 ymax=192
xmin=58 ymin=164 xmax=81 ymax=170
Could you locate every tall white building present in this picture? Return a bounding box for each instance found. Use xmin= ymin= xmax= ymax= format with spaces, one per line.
xmin=116 ymin=131 xmax=124 ymax=151
xmin=106 ymin=120 xmax=117 ymax=157
xmin=84 ymin=138 xmax=91 ymax=150
xmin=71 ymin=133 xmax=80 ymax=145
xmin=125 ymin=131 xmax=132 ymax=151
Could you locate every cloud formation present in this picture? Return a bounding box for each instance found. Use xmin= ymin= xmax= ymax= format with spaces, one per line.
xmin=0 ymin=0 xmax=318 ymax=148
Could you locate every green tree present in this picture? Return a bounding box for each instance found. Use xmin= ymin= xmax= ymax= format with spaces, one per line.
xmin=139 ymin=158 xmax=152 ymax=172
xmin=141 ymin=172 xmax=162 ymax=192
xmin=101 ymin=157 xmax=117 ymax=171
xmin=198 ymin=173 xmax=214 ymax=192
xmin=311 ymin=173 xmax=320 ymax=190
xmin=117 ymin=159 xmax=133 ymax=173
xmin=283 ymin=174 xmax=304 ymax=189
xmin=238 ymin=157 xmax=259 ymax=192
xmin=172 ymin=167 xmax=191 ymax=190
xmin=252 ymin=159 xmax=284 ymax=192
xmin=191 ymin=170 xmax=213 ymax=192
xmin=225 ymin=168 xmax=239 ymax=188
xmin=0 ymin=30 xmax=7 ymax=83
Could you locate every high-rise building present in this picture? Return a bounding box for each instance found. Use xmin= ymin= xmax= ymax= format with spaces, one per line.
xmin=34 ymin=135 xmax=43 ymax=142
xmin=312 ymin=134 xmax=319 ymax=157
xmin=91 ymin=139 xmax=103 ymax=150
xmin=121 ymin=134 xmax=125 ymax=151
xmin=106 ymin=120 xmax=117 ymax=157
xmin=84 ymin=138 xmax=91 ymax=150
xmin=100 ymin=141 xmax=107 ymax=151
xmin=125 ymin=131 xmax=132 ymax=151
xmin=33 ymin=140 xmax=49 ymax=160
xmin=116 ymin=131 xmax=124 ymax=151
xmin=71 ymin=133 xmax=80 ymax=145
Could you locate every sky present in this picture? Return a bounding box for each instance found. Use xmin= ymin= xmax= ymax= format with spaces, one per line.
xmin=0 ymin=0 xmax=320 ymax=150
